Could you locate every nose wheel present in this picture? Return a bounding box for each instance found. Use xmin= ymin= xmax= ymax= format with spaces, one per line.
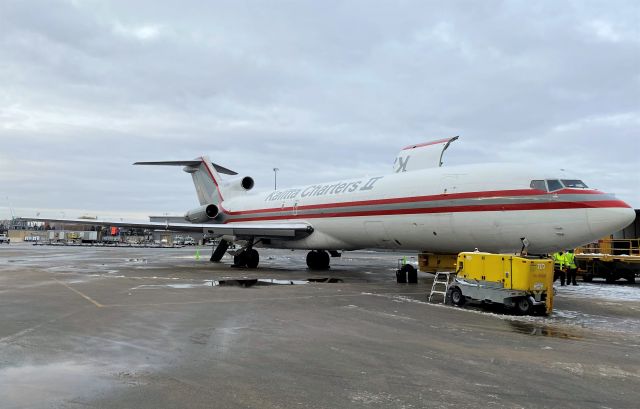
xmin=306 ymin=250 xmax=330 ymax=270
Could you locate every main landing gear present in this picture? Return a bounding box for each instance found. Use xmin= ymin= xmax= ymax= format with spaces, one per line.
xmin=210 ymin=239 xmax=229 ymax=262
xmin=233 ymin=249 xmax=259 ymax=269
xmin=306 ymin=250 xmax=330 ymax=270
xmin=210 ymin=239 xmax=260 ymax=269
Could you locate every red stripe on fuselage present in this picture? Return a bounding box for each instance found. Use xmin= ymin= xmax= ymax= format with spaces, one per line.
xmin=221 ymin=188 xmax=607 ymax=216
xmin=223 ymin=200 xmax=629 ymax=223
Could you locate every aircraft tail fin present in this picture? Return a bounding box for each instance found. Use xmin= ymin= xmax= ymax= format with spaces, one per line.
xmin=134 ymin=157 xmax=236 ymax=205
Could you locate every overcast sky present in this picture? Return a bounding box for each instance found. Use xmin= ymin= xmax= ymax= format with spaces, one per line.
xmin=1 ymin=0 xmax=638 ymax=220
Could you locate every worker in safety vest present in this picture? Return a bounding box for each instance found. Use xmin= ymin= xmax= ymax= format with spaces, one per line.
xmin=564 ymin=250 xmax=578 ymax=286
xmin=552 ymin=251 xmax=566 ymax=286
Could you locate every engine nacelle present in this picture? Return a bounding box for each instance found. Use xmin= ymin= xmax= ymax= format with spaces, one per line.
xmin=184 ymin=204 xmax=219 ymax=223
xmin=222 ymin=176 xmax=255 ymax=193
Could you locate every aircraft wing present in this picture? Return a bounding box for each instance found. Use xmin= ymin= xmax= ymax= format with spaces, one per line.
xmin=18 ymin=218 xmax=313 ymax=239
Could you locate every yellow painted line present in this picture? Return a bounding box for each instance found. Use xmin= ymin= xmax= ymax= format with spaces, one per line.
xmin=53 ymin=277 xmax=104 ymax=308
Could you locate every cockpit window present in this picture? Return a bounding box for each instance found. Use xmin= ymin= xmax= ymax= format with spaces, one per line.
xmin=546 ymin=179 xmax=563 ymax=191
xmin=530 ymin=180 xmax=546 ymax=191
xmin=561 ymin=179 xmax=588 ymax=188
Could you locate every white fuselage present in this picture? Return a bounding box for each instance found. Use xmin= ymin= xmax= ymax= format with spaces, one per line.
xmin=217 ymin=163 xmax=635 ymax=254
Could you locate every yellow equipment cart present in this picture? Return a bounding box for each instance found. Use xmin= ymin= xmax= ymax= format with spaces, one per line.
xmin=449 ymin=252 xmax=554 ymax=315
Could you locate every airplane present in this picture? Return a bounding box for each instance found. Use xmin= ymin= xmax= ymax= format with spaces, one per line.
xmin=25 ymin=137 xmax=636 ymax=270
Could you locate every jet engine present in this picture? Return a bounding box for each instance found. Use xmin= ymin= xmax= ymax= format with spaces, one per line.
xmin=184 ymin=204 xmax=219 ymax=223
xmin=222 ymin=176 xmax=255 ymax=193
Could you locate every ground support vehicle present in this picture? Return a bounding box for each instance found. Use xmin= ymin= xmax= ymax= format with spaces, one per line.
xmin=448 ymin=252 xmax=554 ymax=315
xmin=576 ymin=239 xmax=639 ymax=283
xmin=396 ymin=257 xmax=418 ymax=283
xmin=0 ymin=234 xmax=10 ymax=244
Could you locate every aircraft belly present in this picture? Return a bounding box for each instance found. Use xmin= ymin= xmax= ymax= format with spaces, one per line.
xmin=451 ymin=209 xmax=594 ymax=254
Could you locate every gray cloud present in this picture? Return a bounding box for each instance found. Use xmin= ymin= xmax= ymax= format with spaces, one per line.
xmin=1 ymin=0 xmax=638 ymax=219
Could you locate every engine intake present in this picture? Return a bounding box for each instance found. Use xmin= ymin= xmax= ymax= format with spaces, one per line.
xmin=222 ymin=176 xmax=255 ymax=193
xmin=241 ymin=176 xmax=255 ymax=191
xmin=185 ymin=204 xmax=219 ymax=223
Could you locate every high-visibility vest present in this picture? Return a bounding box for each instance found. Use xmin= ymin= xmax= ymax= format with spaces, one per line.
xmin=553 ymin=252 xmax=564 ymax=268
xmin=564 ymin=252 xmax=576 ymax=269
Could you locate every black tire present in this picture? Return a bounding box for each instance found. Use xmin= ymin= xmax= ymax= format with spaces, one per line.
xmin=515 ymin=297 xmax=533 ymax=315
xmin=306 ymin=251 xmax=318 ymax=270
xmin=233 ymin=252 xmax=248 ymax=267
xmin=246 ymin=249 xmax=259 ymax=269
xmin=403 ymin=264 xmax=418 ymax=284
xmin=450 ymin=287 xmax=465 ymax=306
xmin=319 ymin=250 xmax=330 ymax=270
xmin=307 ymin=250 xmax=330 ymax=270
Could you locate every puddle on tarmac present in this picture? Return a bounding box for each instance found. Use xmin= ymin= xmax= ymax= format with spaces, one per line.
xmin=218 ymin=278 xmax=307 ymax=287
xmin=0 ymin=362 xmax=115 ymax=409
xmin=507 ymin=321 xmax=583 ymax=339
xmin=216 ymin=277 xmax=343 ymax=287
xmin=132 ymin=277 xmax=344 ymax=290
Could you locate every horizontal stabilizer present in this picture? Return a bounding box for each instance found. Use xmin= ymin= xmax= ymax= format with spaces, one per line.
xmin=134 ymin=160 xmax=238 ymax=175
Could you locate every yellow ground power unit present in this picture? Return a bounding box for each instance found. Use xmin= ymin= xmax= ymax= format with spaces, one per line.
xmin=449 ymin=252 xmax=554 ymax=315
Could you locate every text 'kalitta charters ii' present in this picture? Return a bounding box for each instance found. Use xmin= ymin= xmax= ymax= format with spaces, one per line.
xmin=265 ymin=177 xmax=384 ymax=202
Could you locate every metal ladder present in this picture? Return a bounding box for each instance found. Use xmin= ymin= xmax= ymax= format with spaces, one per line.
xmin=428 ymin=272 xmax=457 ymax=303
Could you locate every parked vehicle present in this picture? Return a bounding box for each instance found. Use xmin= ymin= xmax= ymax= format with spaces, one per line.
xmin=447 ymin=252 xmax=554 ymax=315
xmin=576 ymin=239 xmax=639 ymax=283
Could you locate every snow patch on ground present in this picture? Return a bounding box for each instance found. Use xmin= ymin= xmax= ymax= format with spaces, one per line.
xmin=362 ymin=292 xmax=640 ymax=335
xmin=556 ymin=283 xmax=640 ymax=302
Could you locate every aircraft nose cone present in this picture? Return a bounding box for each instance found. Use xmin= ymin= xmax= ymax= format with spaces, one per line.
xmin=587 ymin=204 xmax=636 ymax=238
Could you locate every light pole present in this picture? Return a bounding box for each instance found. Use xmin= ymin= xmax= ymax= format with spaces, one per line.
xmin=60 ymin=212 xmax=65 ymax=237
xmin=273 ymin=168 xmax=279 ymax=190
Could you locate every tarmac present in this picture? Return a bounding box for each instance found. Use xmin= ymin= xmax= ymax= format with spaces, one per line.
xmin=1 ymin=243 xmax=639 ymax=409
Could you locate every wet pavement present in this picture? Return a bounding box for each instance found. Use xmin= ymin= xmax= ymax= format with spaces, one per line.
xmin=1 ymin=243 xmax=639 ymax=408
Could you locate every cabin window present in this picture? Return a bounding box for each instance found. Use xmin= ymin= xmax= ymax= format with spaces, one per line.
xmin=530 ymin=180 xmax=546 ymax=191
xmin=561 ymin=179 xmax=588 ymax=188
xmin=546 ymin=179 xmax=563 ymax=192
